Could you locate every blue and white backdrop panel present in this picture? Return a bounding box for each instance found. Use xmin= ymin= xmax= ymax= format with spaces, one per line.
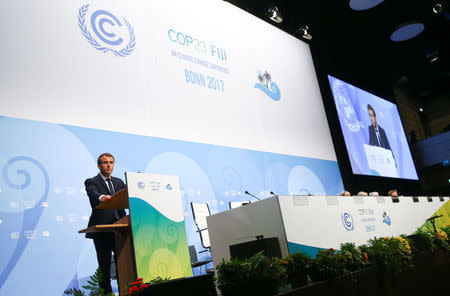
xmin=0 ymin=117 xmax=343 ymax=295
xmin=0 ymin=0 xmax=343 ymax=295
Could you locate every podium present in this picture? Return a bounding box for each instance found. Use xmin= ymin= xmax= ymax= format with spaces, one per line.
xmin=363 ymin=144 xmax=398 ymax=177
xmin=78 ymin=173 xmax=192 ymax=296
xmin=78 ymin=189 xmax=137 ymax=296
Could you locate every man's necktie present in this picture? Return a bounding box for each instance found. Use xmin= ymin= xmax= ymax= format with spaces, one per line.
xmin=375 ymin=128 xmax=382 ymax=147
xmin=106 ymin=178 xmax=120 ymax=221
xmin=106 ymin=178 xmax=115 ymax=195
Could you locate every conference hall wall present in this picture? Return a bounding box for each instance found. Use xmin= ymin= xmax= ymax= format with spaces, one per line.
xmin=0 ymin=1 xmax=343 ymax=294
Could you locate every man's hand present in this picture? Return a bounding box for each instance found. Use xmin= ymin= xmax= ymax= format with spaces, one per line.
xmin=101 ymin=195 xmax=112 ymax=202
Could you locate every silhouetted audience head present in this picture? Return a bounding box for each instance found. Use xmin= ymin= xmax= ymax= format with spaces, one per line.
xmin=357 ymin=191 xmax=368 ymax=196
xmin=369 ymin=192 xmax=379 ymax=196
xmin=340 ymin=191 xmax=351 ymax=196
xmin=388 ymin=189 xmax=398 ymax=197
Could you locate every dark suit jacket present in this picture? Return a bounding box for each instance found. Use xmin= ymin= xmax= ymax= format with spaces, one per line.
xmin=368 ymin=125 xmax=391 ymax=151
xmin=85 ymin=173 xmax=126 ymax=238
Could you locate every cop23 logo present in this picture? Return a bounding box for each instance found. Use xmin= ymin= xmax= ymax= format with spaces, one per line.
xmin=78 ymin=5 xmax=136 ymax=57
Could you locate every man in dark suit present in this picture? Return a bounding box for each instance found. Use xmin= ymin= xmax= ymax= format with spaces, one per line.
xmin=367 ymin=104 xmax=391 ymax=150
xmin=85 ymin=153 xmax=126 ymax=295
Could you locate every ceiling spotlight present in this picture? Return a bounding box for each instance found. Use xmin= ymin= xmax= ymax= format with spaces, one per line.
xmin=349 ymin=0 xmax=384 ymax=11
xmin=298 ymin=25 xmax=312 ymax=41
xmin=267 ymin=6 xmax=283 ymax=23
xmin=432 ymin=2 xmax=444 ymax=14
xmin=390 ymin=22 xmax=424 ymax=42
xmin=425 ymin=49 xmax=439 ymax=63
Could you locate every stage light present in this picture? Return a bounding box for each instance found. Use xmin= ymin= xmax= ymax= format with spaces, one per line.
xmin=390 ymin=21 xmax=424 ymax=42
xmin=298 ymin=25 xmax=312 ymax=40
xmin=419 ymin=107 xmax=424 ymax=112
xmin=267 ymin=6 xmax=283 ymax=23
xmin=425 ymin=49 xmax=439 ymax=63
xmin=432 ymin=2 xmax=444 ymax=14
xmin=349 ymin=0 xmax=384 ymax=11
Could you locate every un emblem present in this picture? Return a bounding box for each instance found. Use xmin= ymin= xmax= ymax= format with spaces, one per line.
xmin=341 ymin=212 xmax=354 ymax=231
xmin=332 ymin=80 xmax=361 ymax=132
xmin=137 ymin=182 xmax=145 ymax=189
xmin=78 ymin=5 xmax=136 ymax=57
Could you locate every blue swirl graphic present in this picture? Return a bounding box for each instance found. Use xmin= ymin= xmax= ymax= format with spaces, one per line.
xmin=0 ymin=156 xmax=49 ymax=289
xmin=90 ymin=10 xmax=123 ymax=46
xmin=254 ymin=81 xmax=281 ymax=101
xmin=341 ymin=212 xmax=354 ymax=231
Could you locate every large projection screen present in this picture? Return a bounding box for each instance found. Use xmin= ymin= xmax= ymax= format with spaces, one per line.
xmin=0 ymin=0 xmax=336 ymax=161
xmin=0 ymin=1 xmax=343 ymax=295
xmin=328 ymin=75 xmax=418 ymax=180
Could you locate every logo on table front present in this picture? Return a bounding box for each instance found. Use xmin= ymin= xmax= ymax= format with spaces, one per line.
xmin=254 ymin=70 xmax=281 ymax=101
xmin=165 ymin=184 xmax=172 ymax=191
xmin=10 ymin=232 xmax=20 ymax=239
xmin=382 ymin=211 xmax=391 ymax=226
xmin=341 ymin=212 xmax=354 ymax=231
xmin=137 ymin=182 xmax=145 ymax=189
xmin=78 ymin=5 xmax=136 ymax=57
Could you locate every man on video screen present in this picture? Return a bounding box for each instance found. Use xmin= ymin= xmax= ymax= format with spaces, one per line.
xmin=367 ymin=104 xmax=391 ymax=150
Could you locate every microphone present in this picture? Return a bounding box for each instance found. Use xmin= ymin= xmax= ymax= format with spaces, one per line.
xmin=244 ymin=190 xmax=261 ymax=201
xmin=269 ymin=191 xmax=278 ymax=197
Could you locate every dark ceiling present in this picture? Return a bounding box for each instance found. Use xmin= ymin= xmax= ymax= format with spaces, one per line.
xmin=226 ymin=0 xmax=450 ymax=101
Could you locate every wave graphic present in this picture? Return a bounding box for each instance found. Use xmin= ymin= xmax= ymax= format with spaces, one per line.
xmin=129 ymin=197 xmax=191 ymax=280
xmin=254 ymin=81 xmax=281 ymax=101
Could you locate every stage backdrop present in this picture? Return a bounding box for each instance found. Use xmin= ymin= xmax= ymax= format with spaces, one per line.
xmin=0 ymin=0 xmax=343 ymax=295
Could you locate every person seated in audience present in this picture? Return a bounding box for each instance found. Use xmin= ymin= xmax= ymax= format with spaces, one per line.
xmin=388 ymin=189 xmax=398 ymax=197
xmin=369 ymin=192 xmax=379 ymax=196
xmin=357 ymin=191 xmax=368 ymax=196
xmin=340 ymin=191 xmax=351 ymax=196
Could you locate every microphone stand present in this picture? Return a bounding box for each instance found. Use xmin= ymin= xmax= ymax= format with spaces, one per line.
xmin=244 ymin=191 xmax=261 ymax=201
xmin=426 ymin=214 xmax=443 ymax=234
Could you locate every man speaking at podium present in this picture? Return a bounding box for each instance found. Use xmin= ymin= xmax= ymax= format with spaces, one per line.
xmin=367 ymin=104 xmax=391 ymax=151
xmin=85 ymin=153 xmax=126 ymax=295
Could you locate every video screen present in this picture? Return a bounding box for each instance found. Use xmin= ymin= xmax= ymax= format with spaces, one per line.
xmin=328 ymin=75 xmax=418 ymax=180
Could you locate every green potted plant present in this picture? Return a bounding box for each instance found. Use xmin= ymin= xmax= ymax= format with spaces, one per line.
xmin=216 ymin=251 xmax=286 ymax=296
xmin=308 ymin=248 xmax=346 ymax=282
xmin=64 ymin=269 xmax=115 ymax=296
xmin=361 ymin=237 xmax=413 ymax=274
xmin=246 ymin=252 xmax=286 ymax=296
xmin=216 ymin=256 xmax=249 ymax=296
xmin=409 ymin=229 xmax=436 ymax=253
xmin=339 ymin=242 xmax=366 ymax=273
xmin=284 ymin=252 xmax=311 ymax=288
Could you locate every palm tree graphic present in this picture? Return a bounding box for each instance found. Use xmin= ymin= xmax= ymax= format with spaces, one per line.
xmin=258 ymin=74 xmax=265 ymax=85
xmin=257 ymin=70 xmax=273 ymax=88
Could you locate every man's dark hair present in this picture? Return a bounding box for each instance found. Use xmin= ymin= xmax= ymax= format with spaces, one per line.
xmin=97 ymin=153 xmax=115 ymax=165
xmin=367 ymin=104 xmax=376 ymax=117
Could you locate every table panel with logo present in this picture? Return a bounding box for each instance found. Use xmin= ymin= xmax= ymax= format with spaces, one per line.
xmin=207 ymin=195 xmax=450 ymax=266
